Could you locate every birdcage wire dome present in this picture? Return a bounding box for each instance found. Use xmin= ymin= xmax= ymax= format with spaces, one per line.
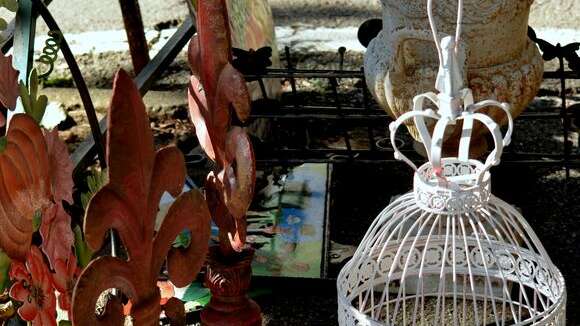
xmin=337 ymin=191 xmax=566 ymax=325
xmin=336 ymin=0 xmax=566 ymax=325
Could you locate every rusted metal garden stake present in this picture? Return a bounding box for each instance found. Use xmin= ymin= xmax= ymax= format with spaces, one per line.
xmin=187 ymin=0 xmax=261 ymax=325
xmin=119 ymin=0 xmax=150 ymax=74
xmin=71 ymin=70 xmax=211 ymax=325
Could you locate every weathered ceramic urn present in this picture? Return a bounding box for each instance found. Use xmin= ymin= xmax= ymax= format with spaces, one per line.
xmin=365 ymin=0 xmax=543 ymax=155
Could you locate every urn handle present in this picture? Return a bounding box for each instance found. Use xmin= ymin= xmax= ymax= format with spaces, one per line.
xmin=386 ymin=29 xmax=444 ymax=75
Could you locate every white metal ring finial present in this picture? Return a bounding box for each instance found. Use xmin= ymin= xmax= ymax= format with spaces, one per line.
xmin=389 ymin=95 xmax=513 ymax=189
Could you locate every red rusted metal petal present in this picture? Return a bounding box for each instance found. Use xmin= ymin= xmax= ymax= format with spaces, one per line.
xmin=105 ymin=69 xmax=155 ymax=220
xmin=0 ymin=54 xmax=20 ymax=110
xmin=0 ymin=114 xmax=51 ymax=261
xmin=220 ymin=127 xmax=256 ymax=220
xmin=228 ymin=218 xmax=246 ymax=253
xmin=154 ymin=190 xmax=210 ymax=287
xmin=187 ymin=35 xmax=200 ymax=77
xmin=195 ymin=0 xmax=232 ymax=103
xmin=83 ymin=186 xmax=139 ymax=252
xmin=205 ymin=173 xmax=241 ymax=253
xmin=72 ymin=257 xmax=137 ymax=326
xmin=188 ymin=75 xmax=223 ymax=162
xmin=44 ymin=128 xmax=74 ymax=204
xmin=215 ymin=64 xmax=251 ymax=123
xmin=163 ymin=297 xmax=185 ymax=326
xmin=147 ymin=147 xmax=186 ymax=225
xmin=40 ymin=202 xmax=73 ymax=269
xmin=73 ymin=69 xmax=211 ymax=325
xmin=204 ymin=172 xmax=232 ymax=230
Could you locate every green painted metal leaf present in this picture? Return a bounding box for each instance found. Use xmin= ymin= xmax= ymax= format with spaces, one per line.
xmin=80 ymin=169 xmax=108 ymax=210
xmin=172 ymin=230 xmax=191 ymax=249
xmin=18 ymin=69 xmax=48 ymax=123
xmin=0 ymin=137 xmax=6 ymax=152
xmin=32 ymin=209 xmax=41 ymax=232
xmin=0 ymin=0 xmax=18 ymax=12
xmin=73 ymin=225 xmax=92 ymax=268
xmin=0 ymin=250 xmax=10 ymax=293
xmin=182 ymin=282 xmax=211 ymax=307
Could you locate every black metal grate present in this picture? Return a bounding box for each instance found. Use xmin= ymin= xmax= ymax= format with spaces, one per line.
xmin=206 ymin=43 xmax=580 ymax=178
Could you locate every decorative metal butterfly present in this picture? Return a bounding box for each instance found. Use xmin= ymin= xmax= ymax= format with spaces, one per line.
xmin=528 ymin=26 xmax=580 ymax=72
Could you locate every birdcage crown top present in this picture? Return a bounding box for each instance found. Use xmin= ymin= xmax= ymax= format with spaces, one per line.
xmin=387 ymin=2 xmax=514 ymax=214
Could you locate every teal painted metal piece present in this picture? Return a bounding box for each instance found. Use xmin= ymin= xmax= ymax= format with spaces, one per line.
xmin=13 ymin=0 xmax=35 ymax=83
xmin=10 ymin=0 xmax=36 ymax=123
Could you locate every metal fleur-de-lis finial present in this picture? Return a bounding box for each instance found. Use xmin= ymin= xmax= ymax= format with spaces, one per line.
xmin=71 ymin=70 xmax=211 ymax=325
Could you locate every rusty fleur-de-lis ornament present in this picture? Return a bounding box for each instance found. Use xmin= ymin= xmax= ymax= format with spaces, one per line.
xmin=187 ymin=0 xmax=261 ymax=325
xmin=71 ymin=70 xmax=211 ymax=325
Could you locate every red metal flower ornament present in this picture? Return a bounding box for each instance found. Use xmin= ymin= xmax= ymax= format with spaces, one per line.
xmin=44 ymin=128 xmax=74 ymax=205
xmin=0 ymin=114 xmax=51 ymax=261
xmin=53 ymin=252 xmax=80 ymax=314
xmin=188 ymin=0 xmax=255 ymax=253
xmin=71 ymin=70 xmax=211 ymax=325
xmin=40 ymin=129 xmax=75 ymax=268
xmin=9 ymin=246 xmax=57 ymax=326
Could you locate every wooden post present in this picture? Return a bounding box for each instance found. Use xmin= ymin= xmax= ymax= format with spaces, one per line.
xmin=119 ymin=0 xmax=150 ymax=74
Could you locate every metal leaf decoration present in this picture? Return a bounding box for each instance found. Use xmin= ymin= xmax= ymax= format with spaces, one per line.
xmin=188 ymin=0 xmax=255 ymax=253
xmin=0 ymin=114 xmax=51 ymax=261
xmin=18 ymin=69 xmax=48 ymax=124
xmin=71 ymin=70 xmax=211 ymax=325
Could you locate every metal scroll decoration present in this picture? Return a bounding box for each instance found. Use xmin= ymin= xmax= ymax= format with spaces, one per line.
xmin=36 ymin=30 xmax=62 ymax=80
xmin=188 ymin=0 xmax=256 ymax=255
xmin=71 ymin=70 xmax=211 ymax=325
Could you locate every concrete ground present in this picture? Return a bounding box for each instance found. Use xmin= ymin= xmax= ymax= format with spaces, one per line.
xmin=30 ymin=0 xmax=580 ymax=33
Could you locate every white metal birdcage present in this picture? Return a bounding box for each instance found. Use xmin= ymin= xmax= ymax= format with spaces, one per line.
xmin=337 ymin=1 xmax=566 ymax=325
